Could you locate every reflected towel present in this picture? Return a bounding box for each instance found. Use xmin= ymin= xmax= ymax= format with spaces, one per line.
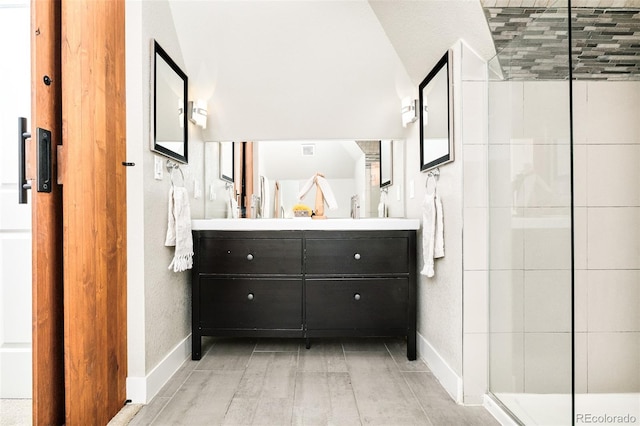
xmin=298 ymin=173 xmax=338 ymax=210
xmin=165 ymin=186 xmax=193 ymax=272
xmin=420 ymin=187 xmax=444 ymax=277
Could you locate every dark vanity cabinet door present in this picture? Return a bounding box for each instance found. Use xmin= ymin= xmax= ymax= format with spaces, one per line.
xmin=303 ymin=231 xmax=417 ymax=360
xmin=199 ymin=277 xmax=303 ymax=330
xmin=198 ymin=236 xmax=302 ymax=275
xmin=305 ymin=235 xmax=410 ymax=275
xmin=305 ymin=277 xmax=409 ymax=330
xmin=191 ymin=231 xmax=304 ymax=360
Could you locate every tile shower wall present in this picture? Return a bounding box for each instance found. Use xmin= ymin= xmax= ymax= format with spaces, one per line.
xmin=573 ymin=80 xmax=640 ymax=394
xmin=489 ymin=79 xmax=640 ymax=396
xmin=488 ymin=79 xmax=574 ymax=395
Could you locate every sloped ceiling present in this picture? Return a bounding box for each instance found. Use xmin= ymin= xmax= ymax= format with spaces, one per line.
xmin=168 ymin=0 xmax=413 ymax=140
xmin=368 ymin=0 xmax=497 ymax=84
xmin=166 ymin=0 xmax=496 ymax=140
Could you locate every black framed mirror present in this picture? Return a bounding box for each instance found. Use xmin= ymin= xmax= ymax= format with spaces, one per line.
xmin=380 ymin=140 xmax=392 ymax=188
xmin=419 ymin=51 xmax=453 ymax=172
xmin=153 ymin=40 xmax=188 ymax=164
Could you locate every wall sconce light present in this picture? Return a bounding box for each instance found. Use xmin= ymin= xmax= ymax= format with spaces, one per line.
xmin=178 ymin=99 xmax=184 ymax=127
xmin=401 ymin=97 xmax=417 ymax=127
xmin=423 ymin=96 xmax=428 ymax=126
xmin=189 ymin=99 xmax=208 ymax=129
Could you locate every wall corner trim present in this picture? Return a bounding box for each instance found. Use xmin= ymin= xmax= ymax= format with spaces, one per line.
xmin=126 ymin=334 xmax=192 ymax=404
xmin=417 ymin=332 xmax=463 ymax=403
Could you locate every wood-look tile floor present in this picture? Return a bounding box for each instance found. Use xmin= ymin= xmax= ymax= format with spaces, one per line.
xmin=129 ymin=337 xmax=499 ymax=426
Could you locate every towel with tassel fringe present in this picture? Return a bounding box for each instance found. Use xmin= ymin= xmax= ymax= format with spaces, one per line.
xmin=165 ymin=186 xmax=193 ymax=272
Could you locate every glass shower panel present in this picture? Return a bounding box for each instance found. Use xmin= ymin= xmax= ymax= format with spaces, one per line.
xmin=571 ymin=6 xmax=640 ymax=423
xmin=486 ymin=1 xmax=573 ymax=425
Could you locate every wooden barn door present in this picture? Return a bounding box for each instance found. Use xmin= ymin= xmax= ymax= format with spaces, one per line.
xmin=29 ymin=0 xmax=127 ymax=424
xmin=60 ymin=0 xmax=127 ymax=424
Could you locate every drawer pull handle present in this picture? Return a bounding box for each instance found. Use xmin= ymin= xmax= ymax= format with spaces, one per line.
xmin=246 ymin=253 xmax=254 ymax=261
xmin=354 ymin=253 xmax=361 ymax=260
xmin=247 ymin=293 xmax=254 ymax=301
xmin=354 ymin=293 xmax=361 ymax=301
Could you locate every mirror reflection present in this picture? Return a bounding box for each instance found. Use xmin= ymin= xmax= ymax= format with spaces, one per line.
xmin=203 ymin=140 xmax=405 ymax=219
xmin=219 ymin=141 xmax=234 ymax=183
xmin=380 ymin=140 xmax=392 ymax=188
xmin=153 ymin=40 xmax=188 ymax=163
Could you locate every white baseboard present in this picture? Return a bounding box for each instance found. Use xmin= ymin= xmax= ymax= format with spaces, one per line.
xmin=417 ymin=332 xmax=463 ymax=403
xmin=126 ymin=334 xmax=191 ymax=404
xmin=483 ymin=394 xmax=519 ymax=426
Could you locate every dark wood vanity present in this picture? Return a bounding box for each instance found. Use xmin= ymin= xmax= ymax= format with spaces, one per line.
xmin=191 ymin=225 xmax=417 ymax=360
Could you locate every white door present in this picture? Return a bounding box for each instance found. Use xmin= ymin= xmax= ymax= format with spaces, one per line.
xmin=0 ymin=1 xmax=32 ymax=399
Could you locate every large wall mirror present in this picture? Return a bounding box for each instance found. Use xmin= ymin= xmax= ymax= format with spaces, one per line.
xmin=152 ymin=40 xmax=188 ymax=163
xmin=419 ymin=51 xmax=453 ymax=172
xmin=202 ymin=140 xmax=405 ymax=219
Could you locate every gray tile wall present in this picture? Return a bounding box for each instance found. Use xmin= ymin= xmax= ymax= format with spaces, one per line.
xmin=481 ymin=2 xmax=640 ymax=80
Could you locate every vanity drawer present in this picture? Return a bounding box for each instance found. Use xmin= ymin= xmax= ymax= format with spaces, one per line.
xmin=305 ymin=237 xmax=409 ymax=275
xmin=198 ymin=236 xmax=302 ymax=274
xmin=199 ymin=277 xmax=303 ymax=330
xmin=305 ymin=278 xmax=408 ymax=330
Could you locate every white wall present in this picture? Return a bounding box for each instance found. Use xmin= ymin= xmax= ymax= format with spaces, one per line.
xmin=407 ymin=43 xmax=463 ymax=390
xmin=405 ymin=42 xmax=467 ymax=400
xmin=126 ymin=0 xmax=205 ymax=403
xmin=404 ymin=41 xmax=492 ymax=405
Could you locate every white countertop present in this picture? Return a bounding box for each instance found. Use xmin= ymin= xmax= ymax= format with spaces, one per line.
xmin=192 ymin=218 xmax=420 ymax=231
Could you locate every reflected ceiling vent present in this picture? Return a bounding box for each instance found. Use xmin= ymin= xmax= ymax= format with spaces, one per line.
xmin=301 ymin=143 xmax=315 ymax=156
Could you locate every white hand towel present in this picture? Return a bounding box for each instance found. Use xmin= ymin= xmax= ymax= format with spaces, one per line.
xmin=165 ymin=186 xmax=193 ymax=272
xmin=420 ymin=187 xmax=444 ymax=277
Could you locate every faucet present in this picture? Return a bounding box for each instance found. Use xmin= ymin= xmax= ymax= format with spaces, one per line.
xmin=350 ymin=195 xmax=360 ymax=219
xmin=250 ymin=194 xmax=261 ymax=219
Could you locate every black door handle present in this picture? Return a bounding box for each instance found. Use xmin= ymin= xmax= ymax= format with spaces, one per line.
xmin=18 ymin=117 xmax=31 ymax=204
xmin=36 ymin=128 xmax=52 ymax=193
